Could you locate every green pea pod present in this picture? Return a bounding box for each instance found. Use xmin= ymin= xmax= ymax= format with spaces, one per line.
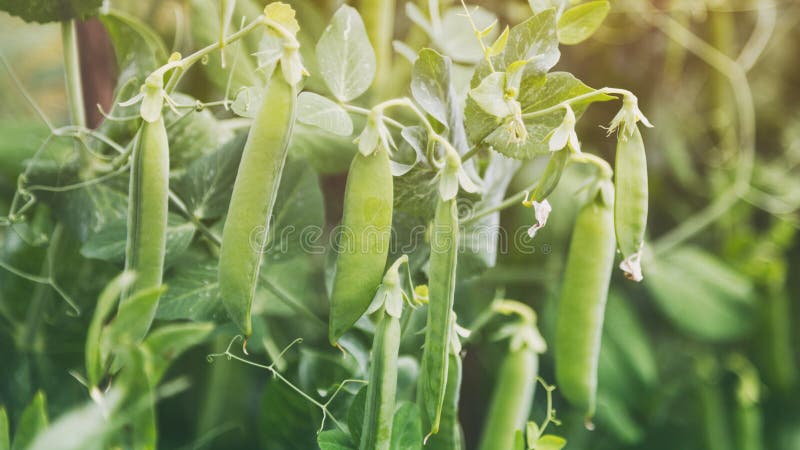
xmin=359 ymin=310 xmax=401 ymax=450
xmin=427 ymin=351 xmax=464 ymax=450
xmin=329 ymin=147 xmax=393 ymax=344
xmin=613 ymin=126 xmax=647 ymax=282
xmin=531 ymin=148 xmax=569 ymax=202
xmin=121 ymin=117 xmax=169 ymax=342
xmin=219 ymin=75 xmax=297 ymax=336
xmin=555 ymin=180 xmax=616 ymax=420
xmin=478 ymin=343 xmax=538 ymax=450
xmin=419 ymin=198 xmax=459 ymax=437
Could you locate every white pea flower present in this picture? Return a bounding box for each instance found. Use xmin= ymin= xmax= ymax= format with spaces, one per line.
xmin=435 ymin=147 xmax=482 ymax=201
xmin=619 ymin=251 xmax=643 ymax=282
xmin=523 ymin=193 xmax=551 ymax=238
xmin=506 ymin=99 xmax=528 ymax=144
xmin=607 ymin=94 xmax=653 ymax=139
xmin=355 ymin=109 xmax=395 ymax=156
xmin=548 ymin=105 xmax=580 ymax=152
xmin=119 ymin=72 xmax=178 ymax=123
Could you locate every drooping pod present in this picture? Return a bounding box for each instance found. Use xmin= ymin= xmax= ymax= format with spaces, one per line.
xmin=328 ymin=143 xmax=393 ymax=344
xmin=218 ymin=74 xmax=297 ymax=336
xmin=555 ymin=179 xmax=616 ymax=420
xmin=614 ymin=125 xmax=648 ymax=281
xmin=119 ymin=116 xmax=169 ymax=342
xmin=478 ymin=301 xmax=546 ymax=450
xmin=419 ymin=197 xmax=459 ymax=437
xmin=359 ymin=257 xmax=406 ymax=450
xmin=428 ymin=313 xmax=468 ymax=450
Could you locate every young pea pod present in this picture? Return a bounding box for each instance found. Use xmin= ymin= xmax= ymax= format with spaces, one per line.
xmin=614 ymin=126 xmax=647 ymax=281
xmin=329 ymin=146 xmax=393 ymax=344
xmin=555 ymin=180 xmax=616 ymax=420
xmin=219 ymin=75 xmax=297 ymax=336
xmin=120 ymin=117 xmax=169 ymax=342
xmin=419 ymin=198 xmax=459 ymax=437
xmin=360 ymin=257 xmax=405 ymax=450
xmin=531 ymin=148 xmax=569 ymax=202
xmin=428 ymin=314 xmax=467 ymax=450
xmin=479 ymin=302 xmax=546 ymax=450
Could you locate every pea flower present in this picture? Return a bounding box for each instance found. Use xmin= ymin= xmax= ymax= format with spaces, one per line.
xmin=355 ymin=109 xmax=395 ymax=156
xmin=449 ymin=313 xmax=471 ymax=355
xmin=619 ymin=251 xmax=643 ymax=282
xmin=523 ymin=192 xmax=551 ymax=238
xmin=254 ymin=2 xmax=307 ymax=85
xmin=119 ymin=53 xmax=183 ymax=122
xmin=435 ymin=146 xmax=482 ymax=201
xmin=468 ymin=61 xmax=531 ymax=145
xmin=607 ymin=94 xmax=653 ymax=139
xmin=548 ymin=105 xmax=580 ymax=152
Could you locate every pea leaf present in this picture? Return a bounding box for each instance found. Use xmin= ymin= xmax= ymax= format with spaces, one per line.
xmin=557 ymin=1 xmax=610 ymax=45
xmin=0 ymin=0 xmax=101 ymax=23
xmin=437 ymin=6 xmax=498 ymax=64
xmin=171 ymin=133 xmax=248 ymax=220
xmin=347 ymin=386 xmax=368 ymax=445
xmin=411 ymin=49 xmax=455 ymax=127
xmin=297 ymin=92 xmax=354 ymax=136
xmin=51 ymin=183 xmax=128 ymax=243
xmin=291 ymin=122 xmax=360 ymax=174
xmin=86 ymin=272 xmax=136 ymax=387
xmin=534 ymin=434 xmax=567 ymax=450
xmin=11 ymin=392 xmax=48 ymax=450
xmin=646 ymin=246 xmax=756 ymax=341
xmin=466 ymin=72 xmax=612 ymax=160
xmin=143 ymin=322 xmax=214 ymax=382
xmin=80 ymin=214 xmax=195 ymax=266
xmin=528 ymin=0 xmax=567 ymax=15
xmin=603 ymin=292 xmax=657 ymax=389
xmin=260 ymin=379 xmax=319 ymax=449
xmin=390 ymin=402 xmax=423 ymax=450
xmin=155 ymin=256 xmax=224 ymax=321
xmin=100 ymin=9 xmax=168 ymax=70
xmin=318 ymin=429 xmax=355 ymax=450
xmin=102 ymin=285 xmax=166 ymax=354
xmin=316 ymin=5 xmax=376 ymax=102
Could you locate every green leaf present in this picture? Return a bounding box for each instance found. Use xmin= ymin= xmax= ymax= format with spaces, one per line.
xmin=166 ymin=97 xmax=231 ymax=169
xmin=594 ymin=394 xmax=644 ymax=444
xmin=526 ymin=422 xmax=540 ymax=449
xmin=100 ymin=9 xmax=168 ymax=70
xmin=51 ymin=184 xmax=128 ymax=243
xmin=557 ymin=1 xmax=610 ymax=45
xmin=534 ymin=434 xmax=567 ymax=450
xmin=436 ymin=6 xmax=498 ymax=64
xmin=102 ymin=285 xmax=167 ymax=356
xmin=318 ymin=429 xmax=355 ymax=450
xmin=0 ymin=407 xmax=9 ymax=450
xmin=86 ymin=272 xmax=136 ymax=387
xmin=317 ymin=5 xmax=376 ymax=102
xmin=528 ymin=0 xmax=567 ymax=15
xmin=290 ymin=122 xmax=360 ymax=174
xmin=143 ymin=322 xmax=214 ymax=383
xmin=500 ymin=9 xmax=560 ymax=79
xmin=171 ymin=133 xmax=248 ymax=220
xmin=646 ymin=247 xmax=756 ymax=341
xmin=115 ymin=349 xmax=157 ymax=450
xmin=156 ymin=256 xmax=224 ymax=322
xmin=348 ymin=386 xmax=368 ymax=445
xmin=0 ymin=0 xmax=101 ymax=23
xmin=466 ymin=72 xmax=611 ymax=159
xmin=80 ymin=214 xmax=195 ymax=266
xmin=297 ymin=92 xmax=354 ymax=136
xmin=12 ymin=392 xmax=48 ymax=450
xmin=603 ymin=292 xmax=658 ymax=389
xmin=260 ymin=379 xmax=319 ymax=449
xmin=412 ymin=49 xmax=456 ymax=127
xmin=390 ymin=402 xmax=423 ymax=450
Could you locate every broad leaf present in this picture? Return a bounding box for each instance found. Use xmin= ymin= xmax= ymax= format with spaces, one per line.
xmin=143 ymin=322 xmax=214 ymax=382
xmin=0 ymin=0 xmax=101 ymax=23
xmin=26 ymin=391 xmax=122 ymax=450
xmin=390 ymin=402 xmax=423 ymax=450
xmin=318 ymin=429 xmax=355 ymax=450
xmin=80 ymin=214 xmax=195 ymax=266
xmin=297 ymin=92 xmax=354 ymax=136
xmin=316 ymin=5 xmax=376 ymax=102
xmin=156 ymin=256 xmax=223 ymax=322
xmin=86 ymin=272 xmax=136 ymax=387
xmin=534 ymin=434 xmax=567 ymax=450
xmin=411 ymin=49 xmax=455 ymax=127
xmin=557 ymin=1 xmax=610 ymax=45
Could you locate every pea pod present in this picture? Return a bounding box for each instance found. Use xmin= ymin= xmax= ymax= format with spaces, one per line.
xmin=531 ymin=148 xmax=569 ymax=202
xmin=614 ymin=126 xmax=647 ymax=281
xmin=419 ymin=197 xmax=459 ymax=437
xmin=219 ymin=75 xmax=297 ymax=336
xmin=329 ymin=146 xmax=393 ymax=344
xmin=427 ymin=344 xmax=464 ymax=450
xmin=120 ymin=117 xmax=169 ymax=342
xmin=555 ymin=180 xmax=616 ymax=420
xmin=360 ymin=257 xmax=405 ymax=450
xmin=479 ymin=301 xmax=545 ymax=450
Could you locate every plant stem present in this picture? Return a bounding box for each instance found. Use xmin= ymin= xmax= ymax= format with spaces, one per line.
xmin=61 ymin=20 xmax=87 ymax=128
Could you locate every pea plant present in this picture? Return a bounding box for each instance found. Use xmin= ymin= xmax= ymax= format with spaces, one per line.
xmin=0 ymin=0 xmax=666 ymax=448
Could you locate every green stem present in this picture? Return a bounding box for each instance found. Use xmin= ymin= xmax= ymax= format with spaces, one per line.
xmin=61 ymin=20 xmax=86 ymax=128
xmin=521 ymin=87 xmax=630 ymax=120
xmin=361 ymin=0 xmax=396 ymax=99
